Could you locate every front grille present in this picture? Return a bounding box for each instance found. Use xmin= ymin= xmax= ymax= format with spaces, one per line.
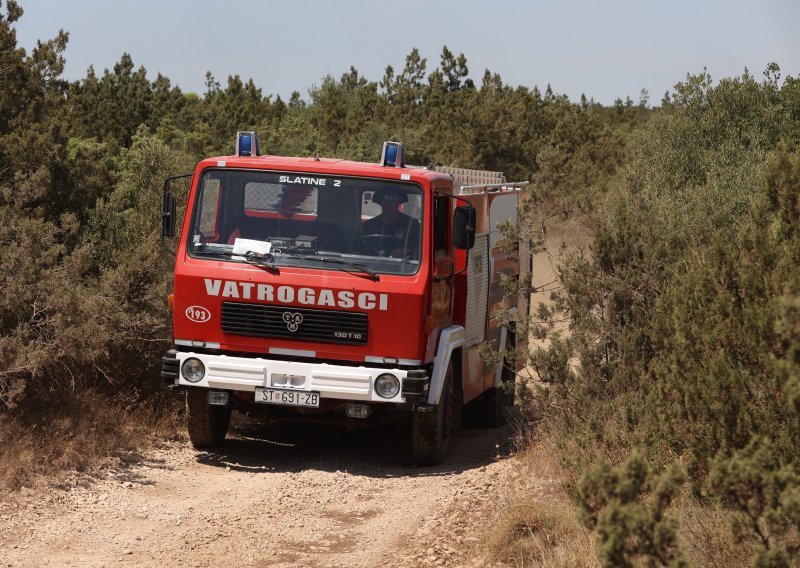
xmin=221 ymin=302 xmax=368 ymax=345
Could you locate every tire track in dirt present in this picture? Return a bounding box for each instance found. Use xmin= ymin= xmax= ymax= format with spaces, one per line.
xmin=0 ymin=420 xmax=520 ymax=568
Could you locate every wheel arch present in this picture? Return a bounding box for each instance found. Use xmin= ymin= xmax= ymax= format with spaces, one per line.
xmin=426 ymin=325 xmax=465 ymax=405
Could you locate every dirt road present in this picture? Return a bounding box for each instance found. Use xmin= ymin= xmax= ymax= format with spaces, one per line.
xmin=0 ymin=418 xmax=522 ymax=568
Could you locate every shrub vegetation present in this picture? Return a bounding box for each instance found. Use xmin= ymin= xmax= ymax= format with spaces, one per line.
xmin=2 ymin=1 xmax=799 ymax=564
xmin=514 ymin=65 xmax=800 ymax=567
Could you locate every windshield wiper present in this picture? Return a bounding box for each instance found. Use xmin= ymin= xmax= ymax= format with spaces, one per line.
xmin=194 ymin=246 xmax=375 ymax=280
xmin=192 ymin=247 xmax=280 ymax=274
xmin=242 ymin=251 xmax=280 ymax=274
xmin=279 ymin=253 xmax=380 ymax=281
xmin=192 ymin=247 xmax=235 ymax=259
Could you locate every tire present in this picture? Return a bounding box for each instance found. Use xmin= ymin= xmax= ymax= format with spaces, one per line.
xmin=186 ymin=389 xmax=231 ymax=449
xmin=411 ymin=362 xmax=455 ymax=466
xmin=470 ymin=354 xmax=515 ymax=428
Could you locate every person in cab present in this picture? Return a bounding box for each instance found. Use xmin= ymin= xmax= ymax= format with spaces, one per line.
xmin=357 ymin=190 xmax=420 ymax=257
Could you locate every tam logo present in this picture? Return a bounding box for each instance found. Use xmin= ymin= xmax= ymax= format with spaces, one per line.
xmin=282 ymin=312 xmax=303 ymax=332
xmin=185 ymin=305 xmax=211 ymax=323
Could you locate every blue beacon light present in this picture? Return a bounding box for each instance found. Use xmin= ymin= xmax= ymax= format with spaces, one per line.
xmin=236 ymin=131 xmax=260 ymax=157
xmin=380 ymin=141 xmax=404 ymax=168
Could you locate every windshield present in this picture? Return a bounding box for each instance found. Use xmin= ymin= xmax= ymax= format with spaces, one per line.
xmin=187 ymin=169 xmax=423 ymax=276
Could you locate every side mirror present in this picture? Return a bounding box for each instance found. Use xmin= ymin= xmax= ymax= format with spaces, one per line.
xmin=162 ymin=191 xmax=177 ymax=238
xmin=453 ymin=205 xmax=476 ymax=250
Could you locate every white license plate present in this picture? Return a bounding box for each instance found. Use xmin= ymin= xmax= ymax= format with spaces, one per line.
xmin=254 ymin=388 xmax=320 ymax=408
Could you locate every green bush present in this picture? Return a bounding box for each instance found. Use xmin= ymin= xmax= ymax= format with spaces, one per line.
xmin=577 ymin=451 xmax=689 ymax=567
xmin=523 ymin=67 xmax=800 ymax=470
xmin=710 ymin=438 xmax=800 ymax=567
xmin=513 ymin=67 xmax=800 ymax=566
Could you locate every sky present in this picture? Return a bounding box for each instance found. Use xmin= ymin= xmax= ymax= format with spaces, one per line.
xmin=13 ymin=0 xmax=800 ymax=105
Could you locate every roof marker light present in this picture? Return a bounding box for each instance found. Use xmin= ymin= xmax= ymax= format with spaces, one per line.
xmin=380 ymin=141 xmax=404 ymax=168
xmin=236 ymin=131 xmax=260 ymax=157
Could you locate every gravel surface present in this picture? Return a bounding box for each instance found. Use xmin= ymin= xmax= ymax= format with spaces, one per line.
xmin=0 ymin=418 xmax=526 ymax=567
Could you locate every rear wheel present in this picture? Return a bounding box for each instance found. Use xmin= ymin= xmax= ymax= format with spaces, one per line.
xmin=186 ymin=389 xmax=231 ymax=449
xmin=411 ymin=362 xmax=455 ymax=466
xmin=470 ymin=343 xmax=515 ymax=428
xmin=472 ymin=369 xmax=512 ymax=427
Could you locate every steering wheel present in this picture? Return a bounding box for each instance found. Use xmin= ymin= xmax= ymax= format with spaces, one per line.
xmin=352 ymin=234 xmax=404 ymax=256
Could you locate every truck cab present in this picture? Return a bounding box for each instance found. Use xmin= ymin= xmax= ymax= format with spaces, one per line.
xmin=161 ymin=135 xmax=528 ymax=465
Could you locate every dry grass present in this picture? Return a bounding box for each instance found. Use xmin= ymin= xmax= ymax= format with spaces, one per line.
xmin=487 ymin=432 xmax=772 ymax=568
xmin=485 ymin=440 xmax=599 ymax=568
xmin=0 ymin=388 xmax=181 ymax=493
xmin=678 ymin=500 xmax=756 ymax=568
xmin=488 ymin=491 xmax=758 ymax=568
xmin=485 ymin=500 xmax=598 ymax=568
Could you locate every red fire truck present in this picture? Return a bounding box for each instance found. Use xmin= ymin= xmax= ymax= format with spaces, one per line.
xmin=161 ymin=133 xmax=529 ymax=465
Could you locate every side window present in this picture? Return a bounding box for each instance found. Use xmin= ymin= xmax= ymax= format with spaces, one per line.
xmin=360 ymin=191 xmax=382 ymax=220
xmin=244 ymin=182 xmax=318 ymax=216
xmin=198 ymin=178 xmax=220 ymax=239
xmin=360 ymin=189 xmax=423 ymax=222
xmin=244 ymin=182 xmax=283 ymax=211
xmin=433 ymin=195 xmax=449 ymax=256
xmin=404 ymin=194 xmax=422 ymax=220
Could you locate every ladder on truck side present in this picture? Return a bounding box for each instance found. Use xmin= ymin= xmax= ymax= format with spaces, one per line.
xmin=430 ymin=166 xmax=529 ymax=195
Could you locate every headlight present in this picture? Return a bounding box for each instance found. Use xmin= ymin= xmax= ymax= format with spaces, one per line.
xmin=181 ymin=358 xmax=205 ymax=383
xmin=375 ymin=373 xmax=400 ymax=399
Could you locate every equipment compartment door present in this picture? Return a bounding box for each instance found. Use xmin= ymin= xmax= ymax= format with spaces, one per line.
xmin=462 ymin=234 xmax=490 ymax=402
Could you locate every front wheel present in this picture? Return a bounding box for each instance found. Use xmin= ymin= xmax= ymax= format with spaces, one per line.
xmin=186 ymin=389 xmax=231 ymax=449
xmin=411 ymin=362 xmax=455 ymax=466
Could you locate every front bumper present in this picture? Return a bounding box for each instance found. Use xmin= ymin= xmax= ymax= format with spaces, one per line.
xmin=162 ymin=350 xmax=429 ymax=404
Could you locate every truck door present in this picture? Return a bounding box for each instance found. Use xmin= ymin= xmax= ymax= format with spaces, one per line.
xmin=430 ymin=194 xmax=453 ymax=326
